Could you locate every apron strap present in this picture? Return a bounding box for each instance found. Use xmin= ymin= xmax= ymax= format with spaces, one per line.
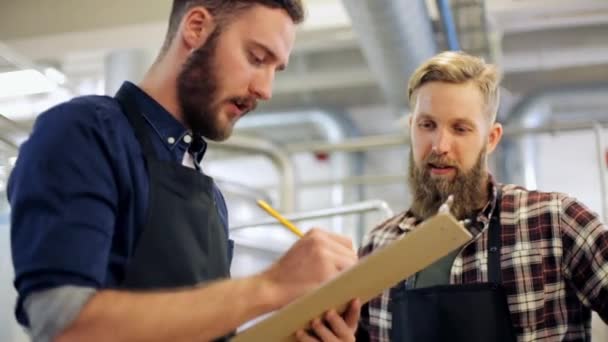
xmin=114 ymin=86 xmax=158 ymax=160
xmin=487 ymin=187 xmax=503 ymax=284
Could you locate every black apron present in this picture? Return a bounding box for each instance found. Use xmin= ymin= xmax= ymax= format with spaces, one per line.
xmin=114 ymin=88 xmax=233 ymax=340
xmin=389 ymin=191 xmax=517 ymax=342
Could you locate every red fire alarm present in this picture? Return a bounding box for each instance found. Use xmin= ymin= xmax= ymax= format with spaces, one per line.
xmin=314 ymin=151 xmax=330 ymax=162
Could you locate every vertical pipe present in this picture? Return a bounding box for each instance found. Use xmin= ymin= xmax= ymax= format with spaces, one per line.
xmin=104 ymin=49 xmax=151 ymax=95
xmin=436 ymin=0 xmax=461 ymax=50
xmin=593 ymin=122 xmax=608 ymax=222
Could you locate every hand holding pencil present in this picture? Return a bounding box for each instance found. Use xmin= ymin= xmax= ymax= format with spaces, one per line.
xmin=255 ymin=199 xmax=361 ymax=341
xmin=256 ymin=199 xmax=358 ymax=303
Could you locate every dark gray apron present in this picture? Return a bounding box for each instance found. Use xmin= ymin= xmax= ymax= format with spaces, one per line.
xmin=115 ymin=88 xmax=232 ymax=340
xmin=389 ymin=190 xmax=516 ymax=341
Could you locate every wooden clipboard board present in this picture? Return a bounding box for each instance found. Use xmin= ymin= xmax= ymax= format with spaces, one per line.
xmin=232 ymin=213 xmax=472 ymax=342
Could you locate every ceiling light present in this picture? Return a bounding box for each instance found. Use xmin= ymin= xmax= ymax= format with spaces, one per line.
xmin=43 ymin=67 xmax=67 ymax=85
xmin=0 ymin=69 xmax=58 ymax=99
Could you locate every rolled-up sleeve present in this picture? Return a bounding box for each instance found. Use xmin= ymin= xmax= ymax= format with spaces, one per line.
xmin=8 ymin=100 xmax=119 ymax=326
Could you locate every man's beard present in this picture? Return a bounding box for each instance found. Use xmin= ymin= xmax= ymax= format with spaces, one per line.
xmin=176 ymin=28 xmax=256 ymax=141
xmin=408 ymin=148 xmax=488 ymax=220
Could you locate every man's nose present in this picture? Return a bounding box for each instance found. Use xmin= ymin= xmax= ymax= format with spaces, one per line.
xmin=432 ymin=130 xmax=451 ymax=155
xmin=250 ymin=69 xmax=274 ymax=101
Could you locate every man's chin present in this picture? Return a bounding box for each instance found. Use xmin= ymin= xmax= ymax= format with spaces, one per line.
xmin=429 ymin=173 xmax=456 ymax=182
xmin=207 ymin=125 xmax=234 ymax=142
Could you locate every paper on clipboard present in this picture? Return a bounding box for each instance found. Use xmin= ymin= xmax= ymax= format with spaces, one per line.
xmin=232 ymin=212 xmax=472 ymax=342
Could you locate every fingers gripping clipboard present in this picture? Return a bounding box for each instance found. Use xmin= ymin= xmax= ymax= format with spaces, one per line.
xmin=232 ymin=213 xmax=472 ymax=342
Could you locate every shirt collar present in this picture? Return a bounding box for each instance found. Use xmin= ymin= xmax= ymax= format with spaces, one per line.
xmin=119 ymin=82 xmax=207 ymax=161
xmin=397 ymin=174 xmax=500 ymax=235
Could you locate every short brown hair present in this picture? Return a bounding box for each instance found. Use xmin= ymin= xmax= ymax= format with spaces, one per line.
xmin=162 ymin=0 xmax=305 ymax=52
xmin=408 ymin=51 xmax=501 ymax=123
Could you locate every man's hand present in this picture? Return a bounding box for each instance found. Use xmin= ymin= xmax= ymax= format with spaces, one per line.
xmin=260 ymin=228 xmax=358 ymax=308
xmin=295 ymin=299 xmax=361 ymax=342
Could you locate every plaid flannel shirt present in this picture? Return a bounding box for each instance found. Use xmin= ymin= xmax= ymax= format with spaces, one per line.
xmin=358 ymin=181 xmax=608 ymax=341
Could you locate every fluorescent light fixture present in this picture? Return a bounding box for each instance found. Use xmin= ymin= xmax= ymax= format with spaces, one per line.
xmin=44 ymin=67 xmax=67 ymax=85
xmin=301 ymin=2 xmax=351 ymax=31
xmin=0 ymin=69 xmax=58 ymax=99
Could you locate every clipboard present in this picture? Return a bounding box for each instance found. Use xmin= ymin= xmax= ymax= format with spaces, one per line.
xmin=232 ymin=212 xmax=472 ymax=342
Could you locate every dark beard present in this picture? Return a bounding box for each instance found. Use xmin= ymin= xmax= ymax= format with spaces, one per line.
xmin=408 ymin=148 xmax=488 ymax=220
xmin=176 ymin=28 xmax=228 ymax=141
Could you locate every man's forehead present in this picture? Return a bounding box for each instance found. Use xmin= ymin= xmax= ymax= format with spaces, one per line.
xmin=232 ymin=5 xmax=296 ymax=60
xmin=416 ymin=112 xmax=475 ymax=122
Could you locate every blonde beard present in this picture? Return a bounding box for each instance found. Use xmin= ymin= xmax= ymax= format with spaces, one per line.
xmin=407 ymin=148 xmax=489 ymax=220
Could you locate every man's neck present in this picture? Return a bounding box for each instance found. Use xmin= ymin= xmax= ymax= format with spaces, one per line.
xmin=478 ymin=173 xmax=490 ymax=205
xmin=139 ymin=58 xmax=184 ymax=125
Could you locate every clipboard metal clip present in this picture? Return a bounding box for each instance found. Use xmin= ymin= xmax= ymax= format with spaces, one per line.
xmin=438 ymin=195 xmax=454 ymax=214
xmin=438 ymin=195 xmax=472 ymax=229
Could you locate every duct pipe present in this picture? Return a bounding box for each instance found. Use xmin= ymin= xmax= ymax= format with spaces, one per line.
xmin=342 ymin=0 xmax=438 ymax=113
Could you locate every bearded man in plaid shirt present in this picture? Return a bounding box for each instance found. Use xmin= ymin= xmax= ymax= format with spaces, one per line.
xmin=356 ymin=51 xmax=608 ymax=342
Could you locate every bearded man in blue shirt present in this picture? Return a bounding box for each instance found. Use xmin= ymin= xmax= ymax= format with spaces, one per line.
xmin=9 ymin=1 xmax=361 ymax=341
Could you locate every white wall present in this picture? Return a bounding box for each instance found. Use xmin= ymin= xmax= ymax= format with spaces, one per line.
xmin=535 ymin=129 xmax=608 ymax=340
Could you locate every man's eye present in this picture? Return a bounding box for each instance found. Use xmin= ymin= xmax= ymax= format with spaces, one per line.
xmin=249 ymin=53 xmax=264 ymax=66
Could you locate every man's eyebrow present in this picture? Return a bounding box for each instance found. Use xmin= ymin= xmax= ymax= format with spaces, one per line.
xmin=416 ymin=113 xmax=435 ymax=120
xmin=453 ymin=118 xmax=476 ymax=126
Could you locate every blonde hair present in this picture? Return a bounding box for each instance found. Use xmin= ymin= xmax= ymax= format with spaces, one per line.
xmin=408 ymin=51 xmax=501 ymax=123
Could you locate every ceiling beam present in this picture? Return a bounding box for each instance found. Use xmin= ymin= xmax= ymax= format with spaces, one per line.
xmin=0 ymin=0 xmax=171 ymax=41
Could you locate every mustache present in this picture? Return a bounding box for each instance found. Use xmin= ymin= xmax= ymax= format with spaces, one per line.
xmin=424 ymin=153 xmax=457 ymax=169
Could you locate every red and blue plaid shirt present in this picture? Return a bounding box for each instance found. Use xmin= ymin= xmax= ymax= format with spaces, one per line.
xmin=358 ymin=181 xmax=608 ymax=341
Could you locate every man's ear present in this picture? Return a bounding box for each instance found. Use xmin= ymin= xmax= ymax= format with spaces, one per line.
xmin=486 ymin=122 xmax=503 ymax=154
xmin=179 ymin=7 xmax=216 ymax=50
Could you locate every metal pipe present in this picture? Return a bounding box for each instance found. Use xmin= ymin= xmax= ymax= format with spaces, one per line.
xmin=0 ymin=113 xmax=30 ymax=135
xmin=208 ymin=135 xmax=296 ymax=212
xmin=502 ymin=82 xmax=608 ymax=186
xmin=286 ymin=134 xmax=409 ymax=153
xmin=291 ymin=174 xmax=407 ymax=188
xmin=236 ymin=110 xmax=353 ymax=230
xmin=231 ymin=237 xmax=286 ymax=255
xmin=0 ymin=136 xmax=18 ymax=150
xmin=285 ymin=121 xmax=608 ymax=154
xmin=436 ymin=0 xmax=461 ymax=50
xmin=342 ymin=0 xmax=437 ymax=113
xmin=104 ymin=49 xmax=151 ymax=95
xmin=214 ymin=178 xmax=272 ymax=203
xmin=230 ymin=200 xmax=394 ymax=231
xmin=593 ymin=122 xmax=608 ymax=222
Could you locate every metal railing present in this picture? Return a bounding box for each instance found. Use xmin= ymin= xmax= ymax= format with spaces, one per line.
xmin=230 ymin=199 xmax=394 ymax=251
xmin=231 ymin=199 xmax=393 ymax=231
xmin=208 ymin=135 xmax=295 ymax=212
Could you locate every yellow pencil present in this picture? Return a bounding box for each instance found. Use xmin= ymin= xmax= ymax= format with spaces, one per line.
xmin=256 ymin=199 xmax=304 ymax=238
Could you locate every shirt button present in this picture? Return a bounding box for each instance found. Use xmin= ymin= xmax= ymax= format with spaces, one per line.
xmin=167 ymin=137 xmax=176 ymax=144
xmin=183 ymin=135 xmax=192 ymax=144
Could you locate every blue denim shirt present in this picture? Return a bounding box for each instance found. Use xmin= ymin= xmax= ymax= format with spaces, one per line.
xmin=8 ymin=82 xmax=230 ymax=325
